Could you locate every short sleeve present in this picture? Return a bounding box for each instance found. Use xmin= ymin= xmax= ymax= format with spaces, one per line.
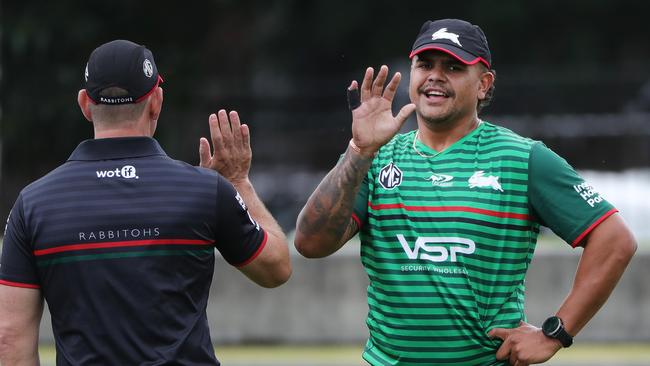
xmin=352 ymin=174 xmax=370 ymax=228
xmin=213 ymin=175 xmax=267 ymax=267
xmin=0 ymin=195 xmax=41 ymax=288
xmin=529 ymin=142 xmax=617 ymax=247
xmin=336 ymin=152 xmax=371 ymax=229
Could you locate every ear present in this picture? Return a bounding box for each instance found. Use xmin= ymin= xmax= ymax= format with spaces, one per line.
xmin=77 ymin=89 xmax=94 ymax=122
xmin=148 ymin=87 xmax=163 ymax=122
xmin=477 ymin=70 xmax=495 ymax=100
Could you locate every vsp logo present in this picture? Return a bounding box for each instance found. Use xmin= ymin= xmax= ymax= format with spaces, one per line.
xmin=96 ymin=165 xmax=139 ymax=179
xmin=378 ymin=162 xmax=402 ymax=190
xmin=397 ymin=234 xmax=475 ymax=262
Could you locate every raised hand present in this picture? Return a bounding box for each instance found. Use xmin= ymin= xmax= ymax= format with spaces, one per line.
xmin=348 ymin=65 xmax=416 ymax=157
xmin=199 ymin=109 xmax=251 ymax=184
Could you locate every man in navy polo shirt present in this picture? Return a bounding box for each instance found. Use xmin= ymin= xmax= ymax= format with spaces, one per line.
xmin=0 ymin=40 xmax=291 ymax=365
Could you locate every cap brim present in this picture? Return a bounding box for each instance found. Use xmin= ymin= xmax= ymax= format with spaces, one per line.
xmin=134 ymin=75 xmax=164 ymax=103
xmin=409 ymin=44 xmax=490 ymax=68
xmin=87 ymin=75 xmax=164 ymax=105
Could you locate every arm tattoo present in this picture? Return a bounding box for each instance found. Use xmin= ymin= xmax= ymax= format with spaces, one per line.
xmin=341 ymin=217 xmax=360 ymax=245
xmin=297 ymin=147 xmax=371 ymax=247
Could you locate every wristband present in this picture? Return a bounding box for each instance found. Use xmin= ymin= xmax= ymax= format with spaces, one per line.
xmin=349 ymin=139 xmax=377 ymax=158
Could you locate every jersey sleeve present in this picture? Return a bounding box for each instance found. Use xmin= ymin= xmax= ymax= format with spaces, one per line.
xmin=352 ymin=173 xmax=370 ymax=229
xmin=335 ymin=151 xmax=371 ymax=229
xmin=213 ymin=175 xmax=267 ymax=267
xmin=0 ymin=195 xmax=41 ymax=288
xmin=528 ymin=142 xmax=618 ymax=247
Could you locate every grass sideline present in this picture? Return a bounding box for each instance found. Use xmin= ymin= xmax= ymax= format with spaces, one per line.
xmin=36 ymin=343 xmax=650 ymax=365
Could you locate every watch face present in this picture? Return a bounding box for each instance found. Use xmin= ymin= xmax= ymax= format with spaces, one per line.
xmin=543 ymin=316 xmax=562 ymax=336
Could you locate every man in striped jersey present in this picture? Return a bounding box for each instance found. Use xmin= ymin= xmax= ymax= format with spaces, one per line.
xmin=295 ymin=19 xmax=637 ymax=365
xmin=0 ymin=40 xmax=291 ymax=365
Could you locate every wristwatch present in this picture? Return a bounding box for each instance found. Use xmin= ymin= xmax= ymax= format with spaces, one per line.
xmin=542 ymin=316 xmax=573 ymax=347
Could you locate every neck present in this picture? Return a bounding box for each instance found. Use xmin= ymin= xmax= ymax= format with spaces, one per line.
xmin=93 ymin=119 xmax=154 ymax=139
xmin=416 ymin=114 xmax=480 ymax=152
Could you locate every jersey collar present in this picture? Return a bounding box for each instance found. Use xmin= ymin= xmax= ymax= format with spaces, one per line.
xmin=67 ymin=137 xmax=167 ymax=161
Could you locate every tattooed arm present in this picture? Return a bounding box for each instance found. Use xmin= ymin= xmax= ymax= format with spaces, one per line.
xmin=294 ymin=144 xmax=373 ymax=257
xmin=294 ymin=65 xmax=415 ymax=258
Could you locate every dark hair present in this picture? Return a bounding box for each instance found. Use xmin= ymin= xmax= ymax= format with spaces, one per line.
xmin=477 ymin=68 xmax=496 ymax=113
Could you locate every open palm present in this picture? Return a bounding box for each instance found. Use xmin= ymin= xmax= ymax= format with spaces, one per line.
xmin=349 ymin=65 xmax=416 ymax=154
xmin=199 ymin=109 xmax=252 ymax=185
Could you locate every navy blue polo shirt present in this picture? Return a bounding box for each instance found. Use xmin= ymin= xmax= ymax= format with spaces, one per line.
xmin=1 ymin=137 xmax=267 ymax=365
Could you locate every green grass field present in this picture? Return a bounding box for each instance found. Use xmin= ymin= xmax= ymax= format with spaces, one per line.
xmin=37 ymin=343 xmax=650 ymax=365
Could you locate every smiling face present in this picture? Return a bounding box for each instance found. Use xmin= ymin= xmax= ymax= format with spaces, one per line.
xmin=409 ymin=50 xmax=493 ymax=128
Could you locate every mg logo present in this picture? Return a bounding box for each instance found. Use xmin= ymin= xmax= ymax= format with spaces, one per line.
xmin=397 ymin=234 xmax=475 ymax=262
xmin=378 ymin=162 xmax=402 ymax=190
xmin=96 ymin=165 xmax=139 ymax=179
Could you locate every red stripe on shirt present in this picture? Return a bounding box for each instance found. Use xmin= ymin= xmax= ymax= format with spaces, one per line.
xmin=33 ymin=238 xmax=213 ymax=256
xmin=368 ymin=202 xmax=530 ymax=221
xmin=0 ymin=279 xmax=40 ymax=289
xmin=235 ymin=230 xmax=268 ymax=268
xmin=351 ymin=213 xmax=362 ymax=229
xmin=571 ymin=209 xmax=618 ymax=248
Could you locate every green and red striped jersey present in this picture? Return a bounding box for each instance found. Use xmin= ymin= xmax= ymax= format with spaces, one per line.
xmin=352 ymin=121 xmax=616 ymax=365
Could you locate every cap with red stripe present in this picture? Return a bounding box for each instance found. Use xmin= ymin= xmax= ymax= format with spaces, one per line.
xmin=84 ymin=40 xmax=163 ymax=105
xmin=409 ymin=19 xmax=492 ymax=68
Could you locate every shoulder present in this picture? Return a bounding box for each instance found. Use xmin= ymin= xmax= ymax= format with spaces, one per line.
xmin=19 ymin=163 xmax=74 ymax=198
xmin=19 ymin=157 xmax=224 ymax=204
xmin=477 ymin=121 xmax=538 ymax=149
xmin=158 ymin=159 xmax=234 ymax=192
xmin=166 ymin=158 xmax=219 ymax=178
xmin=165 ymin=159 xmax=236 ymax=190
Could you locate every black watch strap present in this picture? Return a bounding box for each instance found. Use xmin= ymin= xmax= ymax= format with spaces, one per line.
xmin=542 ymin=316 xmax=573 ymax=348
xmin=554 ymin=327 xmax=573 ymax=348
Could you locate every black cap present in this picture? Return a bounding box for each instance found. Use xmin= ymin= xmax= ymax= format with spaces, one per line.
xmin=84 ymin=40 xmax=163 ymax=105
xmin=410 ymin=19 xmax=491 ymax=68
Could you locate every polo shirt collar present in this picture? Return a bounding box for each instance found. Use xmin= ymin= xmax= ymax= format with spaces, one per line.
xmin=68 ymin=137 xmax=167 ymax=161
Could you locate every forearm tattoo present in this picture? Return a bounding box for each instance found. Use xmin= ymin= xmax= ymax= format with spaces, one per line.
xmin=298 ymin=148 xmax=371 ymax=245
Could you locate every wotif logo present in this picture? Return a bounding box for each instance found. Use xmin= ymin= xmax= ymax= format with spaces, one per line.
xmin=96 ymin=165 xmax=139 ymax=179
xmin=397 ymin=234 xmax=475 ymax=262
